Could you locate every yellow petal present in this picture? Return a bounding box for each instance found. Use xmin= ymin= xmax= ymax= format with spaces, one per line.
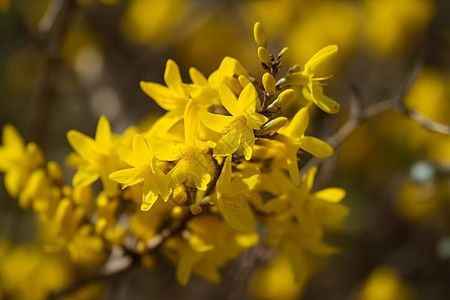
xmin=109 ymin=164 xmax=151 ymax=187
xmin=2 ymin=124 xmax=24 ymax=150
xmin=184 ymin=99 xmax=199 ymax=146
xmin=189 ymin=67 xmax=208 ymax=86
xmin=217 ymin=195 xmax=255 ymax=231
xmin=304 ymin=45 xmax=338 ymax=75
xmin=303 ymin=166 xmax=317 ymax=192
xmin=4 ymin=170 xmax=22 ymax=198
xmin=26 ymin=142 xmax=45 ymax=168
xmin=115 ymin=142 xmax=138 ymax=167
xmin=216 ymin=155 xmax=232 ymax=199
xmin=140 ymin=81 xmax=185 ymax=111
xmin=176 ymin=244 xmax=198 ymax=286
xmin=190 ymin=154 xmax=212 ymax=191
xmin=314 ymin=187 xmax=346 ymax=203
xmin=132 ymin=134 xmax=153 ymax=167
xmin=246 ymin=112 xmax=268 ymax=131
xmin=214 ymin=127 xmax=240 ymax=157
xmin=168 ymin=159 xmax=190 ymax=188
xmin=286 ymin=145 xmax=301 ymax=186
xmin=67 ymin=130 xmax=100 ymax=162
xmin=147 ymin=109 xmax=184 ymax=137
xmin=280 ymin=107 xmax=309 ymax=138
xmin=306 ymin=85 xmax=340 ymax=114
xmin=224 ymin=76 xmax=244 ymax=96
xmin=149 ymin=136 xmax=185 ymax=161
xmin=73 ymin=167 xmax=99 ymax=187
xmin=190 ymin=86 xmax=218 ymax=106
xmin=239 ymin=125 xmax=255 ymax=160
xmin=197 ymin=111 xmax=234 ymax=133
xmin=237 ymin=83 xmax=258 ymax=116
xmin=299 ymin=136 xmax=333 ymax=158
xmin=219 ymin=83 xmax=239 ymax=116
xmin=164 ymin=59 xmax=185 ymax=96
xmin=95 ymin=115 xmax=112 ymax=148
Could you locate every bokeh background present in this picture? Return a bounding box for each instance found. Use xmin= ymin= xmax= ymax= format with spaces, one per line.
xmin=1 ymin=0 xmax=450 ymax=299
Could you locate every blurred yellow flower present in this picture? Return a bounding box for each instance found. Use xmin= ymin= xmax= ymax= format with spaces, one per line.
xmin=363 ymin=0 xmax=435 ymax=56
xmin=359 ymin=265 xmax=412 ymax=300
xmin=120 ymin=0 xmax=189 ymax=45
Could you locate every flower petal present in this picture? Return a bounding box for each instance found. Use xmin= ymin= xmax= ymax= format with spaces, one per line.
xmin=189 ymin=67 xmax=208 ymax=86
xmin=109 ymin=165 xmax=151 ymax=187
xmin=314 ymin=187 xmax=346 ymax=203
xmin=280 ymin=107 xmax=309 ymax=139
xmin=217 ymin=195 xmax=255 ymax=231
xmin=304 ymin=45 xmax=338 ymax=75
xmin=237 ymin=83 xmax=258 ymax=116
xmin=198 ymin=111 xmax=235 ymax=133
xmin=67 ymin=130 xmax=100 ymax=162
xmin=95 ymin=116 xmax=112 ymax=148
xmin=132 ymin=134 xmax=153 ymax=167
xmin=299 ymin=136 xmax=333 ymax=158
xmin=305 ymin=85 xmax=340 ymax=114
xmin=216 ymin=155 xmax=232 ymax=199
xmin=214 ymin=127 xmax=240 ymax=157
xmin=73 ymin=167 xmax=100 ymax=187
xmin=149 ymin=136 xmax=186 ymax=161
xmin=140 ymin=81 xmax=186 ymax=111
xmin=219 ymin=83 xmax=239 ymax=116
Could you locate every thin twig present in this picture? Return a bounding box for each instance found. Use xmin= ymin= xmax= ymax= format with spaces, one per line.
xmin=12 ymin=0 xmax=78 ymax=143
xmin=302 ymin=57 xmax=450 ymax=174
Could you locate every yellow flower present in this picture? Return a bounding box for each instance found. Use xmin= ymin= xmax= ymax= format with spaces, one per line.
xmin=66 ymin=116 xmax=121 ymax=196
xmin=140 ymin=59 xmax=190 ymax=136
xmin=359 ymin=265 xmax=412 ymax=300
xmin=109 ymin=134 xmax=171 ymax=211
xmin=0 ymin=124 xmax=44 ymax=198
xmin=215 ymin=156 xmax=260 ymax=231
xmin=162 ymin=215 xmax=258 ymax=285
xmin=261 ymin=107 xmax=333 ymax=185
xmin=149 ymin=99 xmax=216 ymax=191
xmin=199 ymin=83 xmax=268 ymax=160
xmin=278 ymin=45 xmax=340 ymax=114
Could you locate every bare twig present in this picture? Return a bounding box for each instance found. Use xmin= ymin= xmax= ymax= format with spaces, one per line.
xmin=302 ymin=58 xmax=450 ymax=174
xmin=226 ymin=243 xmax=271 ymax=300
xmin=11 ymin=0 xmax=77 ymax=143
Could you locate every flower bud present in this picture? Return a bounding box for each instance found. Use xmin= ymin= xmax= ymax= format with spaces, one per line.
xmin=262 ymin=73 xmax=276 ymax=95
xmin=238 ymin=75 xmax=251 ymax=88
xmin=258 ymin=47 xmax=272 ymax=67
xmin=258 ymin=117 xmax=288 ymax=135
xmin=267 ymin=89 xmax=295 ymax=110
xmin=277 ymin=47 xmax=290 ymax=65
xmin=189 ymin=204 xmax=202 ymax=215
xmin=47 ymin=161 xmax=64 ymax=184
xmin=253 ymin=22 xmax=267 ymax=48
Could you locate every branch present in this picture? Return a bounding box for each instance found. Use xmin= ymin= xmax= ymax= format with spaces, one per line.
xmin=11 ymin=0 xmax=77 ymax=143
xmin=302 ymin=58 xmax=450 ymax=174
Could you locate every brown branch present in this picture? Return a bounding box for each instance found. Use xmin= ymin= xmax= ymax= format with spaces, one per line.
xmin=10 ymin=0 xmax=77 ymax=143
xmin=302 ymin=57 xmax=450 ymax=174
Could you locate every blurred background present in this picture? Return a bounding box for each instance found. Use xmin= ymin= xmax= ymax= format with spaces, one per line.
xmin=1 ymin=0 xmax=450 ymax=299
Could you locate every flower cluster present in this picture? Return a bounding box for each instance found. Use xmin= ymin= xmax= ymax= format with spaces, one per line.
xmin=0 ymin=22 xmax=348 ymax=288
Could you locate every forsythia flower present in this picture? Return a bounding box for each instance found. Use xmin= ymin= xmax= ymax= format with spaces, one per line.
xmin=66 ymin=116 xmax=123 ymax=196
xmin=278 ymin=45 xmax=340 ymax=113
xmin=0 ymin=21 xmax=347 ymax=289
xmin=109 ymin=134 xmax=171 ymax=211
xmin=0 ymin=124 xmax=44 ymax=198
xmin=199 ymin=83 xmax=268 ymax=160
